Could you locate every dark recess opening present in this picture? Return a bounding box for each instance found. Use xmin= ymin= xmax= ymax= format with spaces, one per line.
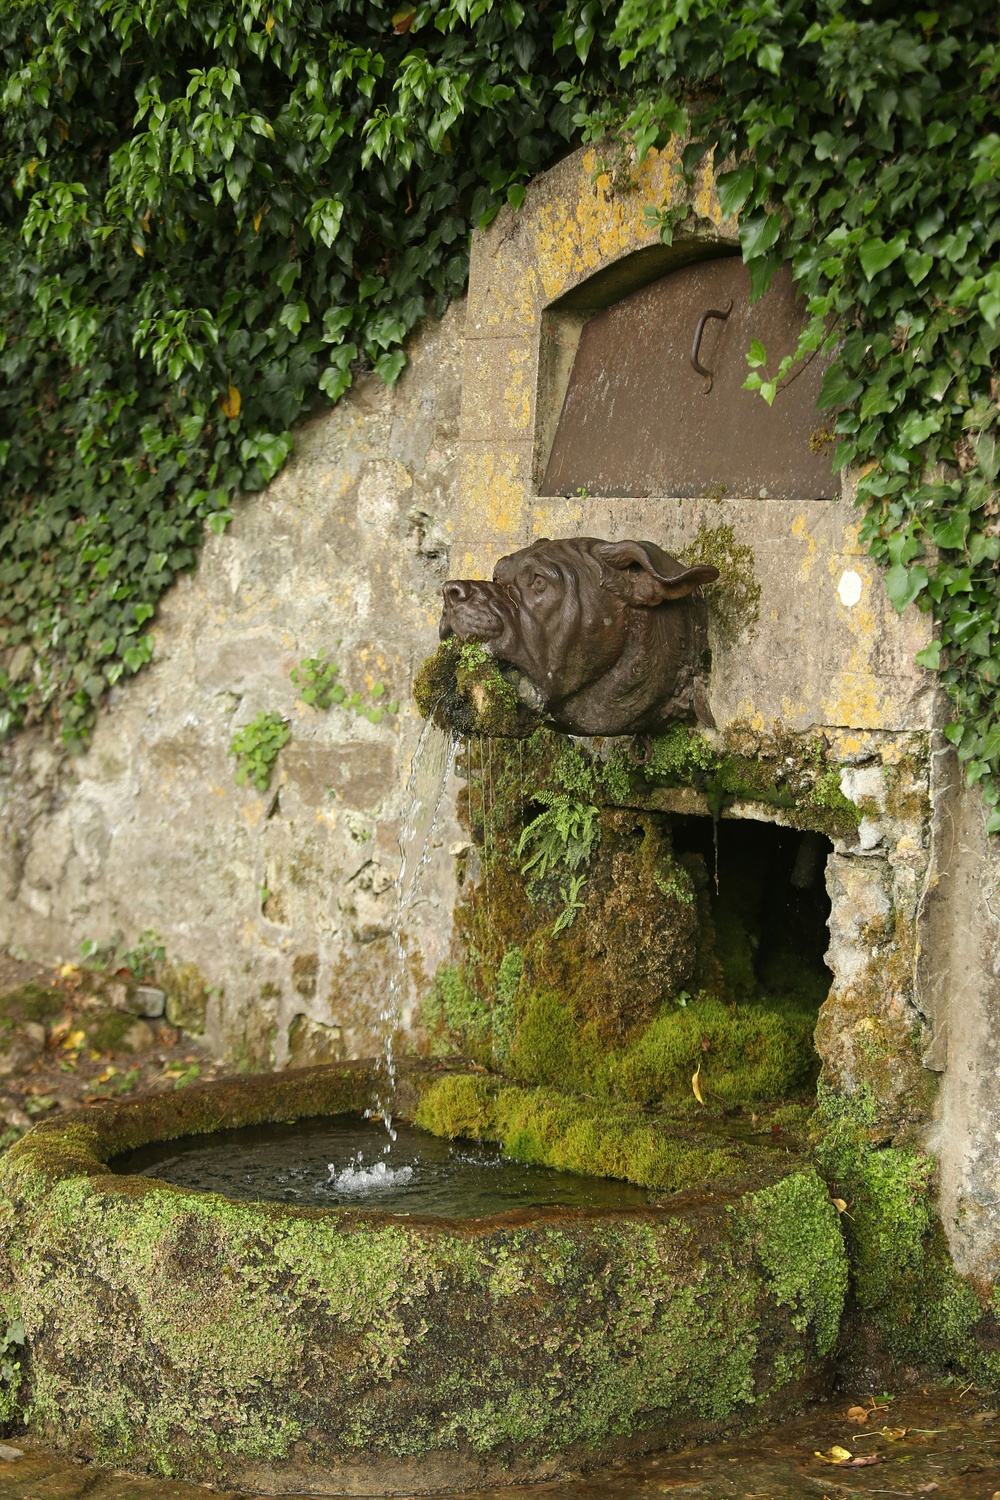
xmin=672 ymin=815 xmax=834 ymax=1013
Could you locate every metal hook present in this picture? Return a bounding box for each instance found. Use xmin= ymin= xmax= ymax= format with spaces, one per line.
xmin=628 ymin=735 xmax=653 ymax=767
xmin=690 ymin=298 xmax=733 ymax=393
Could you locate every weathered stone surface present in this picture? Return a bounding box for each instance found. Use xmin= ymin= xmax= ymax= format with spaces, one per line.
xmin=0 ymin=1068 xmax=846 ymax=1493
xmin=0 ymin=307 xmax=465 ymax=1067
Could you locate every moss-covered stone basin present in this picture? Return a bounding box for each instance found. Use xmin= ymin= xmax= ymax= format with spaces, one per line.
xmin=0 ymin=1062 xmax=847 ymax=1495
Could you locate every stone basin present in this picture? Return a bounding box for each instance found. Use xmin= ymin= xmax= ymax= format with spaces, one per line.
xmin=0 ymin=1062 xmax=847 ymax=1495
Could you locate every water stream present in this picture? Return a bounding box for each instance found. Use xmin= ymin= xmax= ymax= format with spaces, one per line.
xmin=372 ymin=723 xmax=458 ymax=1136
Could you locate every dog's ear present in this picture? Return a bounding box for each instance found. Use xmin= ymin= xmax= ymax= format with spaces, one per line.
xmin=593 ymin=541 xmax=719 ymax=607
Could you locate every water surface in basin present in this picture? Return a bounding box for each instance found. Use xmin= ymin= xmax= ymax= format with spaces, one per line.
xmin=109 ymin=1114 xmax=654 ymax=1217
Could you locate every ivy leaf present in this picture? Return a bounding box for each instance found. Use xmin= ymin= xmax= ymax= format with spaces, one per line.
xmin=885 ymin=562 xmax=929 ymax=614
xmin=817 ymin=364 xmax=863 ymax=410
xmin=740 ymin=210 xmax=782 ymax=263
xmin=915 ymin=640 xmax=942 ymax=669
xmin=859 ymin=235 xmax=908 ymax=278
xmin=716 ymin=165 xmax=756 ymax=218
xmin=903 ymin=248 xmax=934 ymax=284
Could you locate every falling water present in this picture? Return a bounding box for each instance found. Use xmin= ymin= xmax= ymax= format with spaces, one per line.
xmin=371 ymin=722 xmax=458 ymax=1136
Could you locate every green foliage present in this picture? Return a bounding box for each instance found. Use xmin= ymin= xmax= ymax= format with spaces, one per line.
xmin=290 ymin=655 xmax=340 ymax=711
xmin=80 ymin=927 xmax=165 ymax=980
xmin=228 ymin=710 xmax=290 ymax=790
xmin=517 ymin=792 xmax=600 ymax=881
xmin=0 ymin=1 xmax=620 ymax=750
xmin=418 ymin=963 xmax=489 ymax=1060
xmin=592 ymin=1 xmax=1000 ymax=822
xmin=291 ymin=654 xmax=398 ymax=723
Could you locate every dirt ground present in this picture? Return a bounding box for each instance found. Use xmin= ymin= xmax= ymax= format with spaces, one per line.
xmin=0 ymin=950 xmax=231 ymax=1148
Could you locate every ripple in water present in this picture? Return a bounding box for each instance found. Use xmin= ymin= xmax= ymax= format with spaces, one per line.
xmin=109 ymin=1115 xmax=653 ymax=1219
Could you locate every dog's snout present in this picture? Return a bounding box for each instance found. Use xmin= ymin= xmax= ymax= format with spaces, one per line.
xmin=443 ymin=580 xmax=472 ymax=607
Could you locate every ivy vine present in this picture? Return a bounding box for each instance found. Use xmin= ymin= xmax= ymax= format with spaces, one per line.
xmin=2 ymin=0 xmax=999 ymax=829
xmin=575 ymin=0 xmax=1000 ymax=823
xmin=0 ymin=0 xmax=619 ymax=749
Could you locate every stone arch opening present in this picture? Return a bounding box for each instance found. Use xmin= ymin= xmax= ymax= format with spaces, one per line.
xmin=670 ymin=813 xmax=833 ymax=1029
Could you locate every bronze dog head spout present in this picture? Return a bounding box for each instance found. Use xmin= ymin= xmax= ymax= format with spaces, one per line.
xmin=438 ymin=537 xmax=720 ymax=737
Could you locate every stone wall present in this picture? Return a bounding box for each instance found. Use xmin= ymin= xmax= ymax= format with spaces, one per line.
xmin=0 ymin=305 xmax=466 ymax=1067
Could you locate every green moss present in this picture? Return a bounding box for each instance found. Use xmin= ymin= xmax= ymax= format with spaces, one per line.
xmin=740 ymin=1171 xmax=846 ymax=1357
xmin=501 ymin=988 xmax=817 ymax=1109
xmin=413 ymin=639 xmax=541 ymax=738
xmin=814 ymin=1086 xmax=996 ymax=1381
xmin=680 ymin=523 xmax=761 ymax=645
xmin=416 ymin=1074 xmax=739 ymax=1192
xmin=0 ymin=1066 xmax=848 ymax=1485
xmin=419 ymin=965 xmax=490 ymax=1061
xmin=0 ymin=983 xmax=64 ymax=1028
xmin=88 ymin=1010 xmax=140 ymax=1054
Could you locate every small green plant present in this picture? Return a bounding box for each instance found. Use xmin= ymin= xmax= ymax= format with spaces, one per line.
xmin=517 ymin=792 xmax=601 ymax=882
xmin=291 ymin=655 xmax=399 ymax=724
xmin=80 ymin=928 xmax=165 ymax=980
xmin=290 ymin=655 xmax=341 ymax=710
xmin=552 ymin=872 xmax=587 ymax=935
xmin=229 ymin=712 xmax=290 ymax=791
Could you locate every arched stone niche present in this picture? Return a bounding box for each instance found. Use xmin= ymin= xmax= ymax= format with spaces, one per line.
xmin=454 ymin=143 xmax=1000 ymax=1285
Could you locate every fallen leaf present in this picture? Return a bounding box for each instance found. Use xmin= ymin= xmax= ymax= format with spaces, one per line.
xmin=832 ymin=1197 xmax=848 ymax=1213
xmin=220 ymin=384 xmax=241 ymax=419
xmin=846 ymin=1454 xmax=883 ymax=1467
xmin=814 ymin=1446 xmax=853 ymax=1464
xmin=59 ymin=963 xmax=79 ymax=978
xmin=846 ymin=1405 xmax=869 ymax=1424
xmin=916 ymin=1484 xmax=940 ymax=1493
xmin=691 ymin=1066 xmax=705 ymax=1106
xmin=62 ymin=1029 xmax=86 ymax=1050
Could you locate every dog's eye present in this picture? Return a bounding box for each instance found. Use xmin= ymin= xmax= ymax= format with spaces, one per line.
xmin=531 ymin=575 xmax=548 ymax=594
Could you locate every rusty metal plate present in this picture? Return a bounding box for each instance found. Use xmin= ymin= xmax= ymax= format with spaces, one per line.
xmin=540 ymin=258 xmax=837 ymax=502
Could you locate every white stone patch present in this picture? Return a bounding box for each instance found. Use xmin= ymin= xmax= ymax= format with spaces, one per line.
xmin=837 ymin=569 xmax=863 ymax=608
xmin=839 ymin=764 xmax=886 ymax=811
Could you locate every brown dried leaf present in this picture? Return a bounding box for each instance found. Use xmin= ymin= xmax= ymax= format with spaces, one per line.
xmin=392 ymin=7 xmax=415 ymax=32
xmin=845 ymin=1405 xmax=869 ymax=1424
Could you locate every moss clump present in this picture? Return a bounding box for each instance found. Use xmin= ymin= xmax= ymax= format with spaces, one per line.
xmin=413 ymin=639 xmax=542 ymax=738
xmin=88 ymin=1010 xmax=143 ymax=1055
xmin=416 ymin=1074 xmax=740 ymax=1193
xmin=419 ymin=965 xmax=490 ymax=1062
xmin=505 ymin=990 xmax=818 ymax=1109
xmin=740 ymin=1171 xmax=846 ymax=1357
xmin=0 ymin=984 xmax=64 ymax=1030
xmin=814 ymin=1087 xmax=999 ymax=1383
xmin=680 ymin=523 xmax=762 ymax=645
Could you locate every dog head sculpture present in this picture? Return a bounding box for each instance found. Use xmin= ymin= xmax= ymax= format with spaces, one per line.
xmin=438 ymin=537 xmax=720 ymax=737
